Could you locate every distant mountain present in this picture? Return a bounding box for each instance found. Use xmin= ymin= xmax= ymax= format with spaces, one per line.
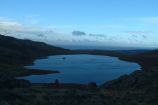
xmin=0 ymin=34 xmax=70 ymax=66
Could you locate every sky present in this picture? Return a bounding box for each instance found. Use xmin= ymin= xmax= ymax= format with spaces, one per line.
xmin=0 ymin=0 xmax=158 ymax=49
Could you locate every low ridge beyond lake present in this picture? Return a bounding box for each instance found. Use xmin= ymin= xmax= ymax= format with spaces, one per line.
xmin=22 ymin=55 xmax=140 ymax=84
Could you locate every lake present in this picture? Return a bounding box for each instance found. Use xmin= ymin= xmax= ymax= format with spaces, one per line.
xmin=21 ymin=54 xmax=140 ymax=85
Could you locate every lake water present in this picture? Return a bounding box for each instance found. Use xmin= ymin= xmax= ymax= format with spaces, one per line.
xmin=21 ymin=54 xmax=140 ymax=85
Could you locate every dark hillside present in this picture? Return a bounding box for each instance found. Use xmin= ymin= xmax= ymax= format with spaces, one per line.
xmin=0 ymin=34 xmax=70 ymax=66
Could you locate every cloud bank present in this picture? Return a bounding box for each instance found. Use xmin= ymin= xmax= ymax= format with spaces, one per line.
xmin=0 ymin=17 xmax=157 ymax=48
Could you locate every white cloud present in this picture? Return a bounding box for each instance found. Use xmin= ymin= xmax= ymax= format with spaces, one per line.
xmin=0 ymin=17 xmax=54 ymax=41
xmin=0 ymin=21 xmax=22 ymax=27
xmin=0 ymin=18 xmax=22 ymax=31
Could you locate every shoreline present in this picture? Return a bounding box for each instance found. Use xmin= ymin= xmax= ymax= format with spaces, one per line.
xmin=20 ymin=53 xmax=141 ymax=86
xmin=16 ymin=68 xmax=60 ymax=77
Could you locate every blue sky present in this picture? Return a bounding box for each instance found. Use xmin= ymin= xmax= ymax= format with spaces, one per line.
xmin=0 ymin=0 xmax=158 ymax=48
